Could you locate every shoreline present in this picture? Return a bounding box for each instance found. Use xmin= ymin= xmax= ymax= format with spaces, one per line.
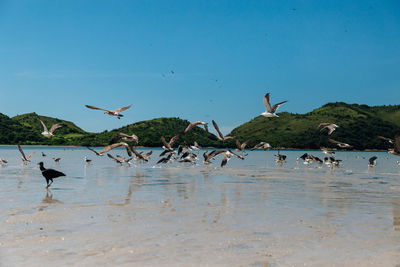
xmin=0 ymin=144 xmax=389 ymax=152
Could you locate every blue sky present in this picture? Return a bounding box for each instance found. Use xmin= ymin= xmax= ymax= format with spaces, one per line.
xmin=0 ymin=0 xmax=399 ymax=134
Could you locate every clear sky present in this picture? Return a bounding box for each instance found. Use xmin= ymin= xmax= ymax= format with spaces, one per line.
xmin=0 ymin=0 xmax=399 ymax=134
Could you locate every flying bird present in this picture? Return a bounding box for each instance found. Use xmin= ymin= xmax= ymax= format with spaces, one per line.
xmin=377 ymin=135 xmax=394 ymax=144
xmin=38 ymin=162 xmax=66 ymax=188
xmin=40 ymin=120 xmax=62 ymax=137
xmin=251 ymin=142 xmax=271 ymax=151
xmin=161 ymin=134 xmax=181 ymax=152
xmin=211 ymin=120 xmax=235 ymax=142
xmin=184 ymin=121 xmax=209 ymax=133
xmin=316 ymin=123 xmax=339 ymax=135
xmin=85 ymin=104 xmax=132 ymax=119
xmin=86 ymin=143 xmax=131 ymax=157
xmin=157 ymin=153 xmax=173 ymax=164
xmin=0 ymin=158 xmax=8 ymax=164
xmin=328 ymin=138 xmax=353 ymax=148
xmin=116 ymin=155 xmax=133 ymax=165
xmin=53 ymin=157 xmax=61 ymax=163
xmin=321 ymin=147 xmax=336 ymax=156
xmin=112 ymin=132 xmax=139 ymax=144
xmin=388 ymin=134 xmax=400 ymax=156
xmin=190 ymin=141 xmax=201 ymax=151
xmin=130 ymin=146 xmax=150 ymax=162
xmin=220 ymin=150 xmax=245 ymax=167
xmin=84 ymin=157 xmax=92 ymax=163
xmin=235 ymin=138 xmax=250 ymax=153
xmin=203 ymin=150 xmax=223 ymax=165
xmin=261 ymin=93 xmax=288 ymax=117
xmin=17 ymin=144 xmax=35 ymax=163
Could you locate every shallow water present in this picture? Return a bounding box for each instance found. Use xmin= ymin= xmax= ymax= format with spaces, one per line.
xmin=1 ymin=147 xmax=400 ymax=266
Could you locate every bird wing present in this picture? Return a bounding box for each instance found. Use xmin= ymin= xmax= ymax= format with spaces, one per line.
xmin=168 ymin=134 xmax=181 ymax=147
xmin=17 ymin=144 xmax=27 ymax=160
xmin=114 ymin=105 xmax=132 ymax=113
xmin=184 ymin=122 xmax=197 ymax=133
xmin=107 ymin=153 xmax=121 ymax=163
xmin=43 ymin=169 xmax=66 ymax=178
xmin=49 ymin=124 xmax=63 ymax=134
xmin=144 ymin=151 xmax=153 ymax=157
xmin=377 ymin=135 xmax=394 ymax=143
xmin=40 ymin=120 xmax=48 ymax=132
xmin=327 ymin=125 xmax=337 ymax=135
xmin=263 ymin=93 xmax=272 ymax=112
xmin=235 ymin=138 xmax=241 ymax=150
xmin=316 ymin=123 xmax=330 ymax=132
xmin=250 ymin=144 xmax=259 ymax=150
xmin=86 ymin=146 xmax=101 ymax=156
xmin=184 ymin=121 xmax=205 ymax=133
xmin=204 ymin=123 xmax=209 ymax=133
xmin=212 ymin=120 xmax=224 ymax=139
xmin=99 ymin=142 xmax=127 ymax=154
xmin=241 ymin=140 xmax=250 ymax=150
xmin=26 ymin=151 xmax=36 ymax=160
xmin=221 ymin=154 xmax=228 ymax=167
xmin=229 ymin=150 xmax=245 ymax=159
xmin=209 ymin=150 xmax=226 ymax=159
xmin=85 ymin=105 xmax=109 ymax=112
xmin=369 ymin=156 xmax=377 ymax=164
xmin=125 ymin=146 xmax=132 ymax=157
xmin=130 ymin=146 xmax=146 ymax=161
xmin=271 ymin=100 xmax=288 ymax=113
xmin=161 ymin=136 xmax=170 ymax=149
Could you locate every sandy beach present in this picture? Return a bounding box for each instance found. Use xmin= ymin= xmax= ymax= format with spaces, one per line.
xmin=0 ymin=148 xmax=400 ymax=266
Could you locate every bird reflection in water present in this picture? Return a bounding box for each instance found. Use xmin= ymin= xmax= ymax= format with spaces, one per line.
xmin=39 ymin=189 xmax=63 ymax=211
xmin=392 ymin=197 xmax=400 ymax=231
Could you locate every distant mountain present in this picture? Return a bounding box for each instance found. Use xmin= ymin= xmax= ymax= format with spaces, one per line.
xmin=229 ymin=102 xmax=400 ymax=150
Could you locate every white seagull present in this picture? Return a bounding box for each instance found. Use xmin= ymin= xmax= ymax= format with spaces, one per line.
xmin=40 ymin=120 xmax=62 ymax=137
xmin=85 ymin=104 xmax=132 ymax=119
xmin=261 ymin=93 xmax=288 ymax=117
xmin=328 ymin=138 xmax=353 ymax=148
xmin=184 ymin=121 xmax=209 ymax=133
xmin=316 ymin=123 xmax=339 ymax=135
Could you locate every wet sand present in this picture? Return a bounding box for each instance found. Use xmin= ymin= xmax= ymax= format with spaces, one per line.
xmin=1 ymin=148 xmax=400 ymax=266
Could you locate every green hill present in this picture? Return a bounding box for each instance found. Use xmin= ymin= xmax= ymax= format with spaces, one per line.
xmin=229 ymin=102 xmax=400 ymax=150
xmin=11 ymin=112 xmax=88 ymax=145
xmin=1 ymin=102 xmax=399 ymax=149
xmin=74 ymin=117 xmax=221 ymax=147
xmin=0 ymin=113 xmax=40 ymax=144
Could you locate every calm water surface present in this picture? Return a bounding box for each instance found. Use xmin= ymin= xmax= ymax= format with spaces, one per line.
xmin=1 ymin=147 xmax=400 ymax=266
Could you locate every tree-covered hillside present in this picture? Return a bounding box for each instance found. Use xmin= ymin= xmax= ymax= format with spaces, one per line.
xmin=1 ymin=102 xmax=399 ymax=149
xmin=229 ymin=102 xmax=400 ymax=150
xmin=73 ymin=117 xmax=221 ymax=147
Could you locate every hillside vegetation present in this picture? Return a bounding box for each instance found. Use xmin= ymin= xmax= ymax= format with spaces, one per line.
xmin=1 ymin=102 xmax=399 ymax=149
xmin=229 ymin=102 xmax=400 ymax=150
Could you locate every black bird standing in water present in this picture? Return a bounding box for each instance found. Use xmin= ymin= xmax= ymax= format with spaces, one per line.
xmin=38 ymin=162 xmax=66 ymax=187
